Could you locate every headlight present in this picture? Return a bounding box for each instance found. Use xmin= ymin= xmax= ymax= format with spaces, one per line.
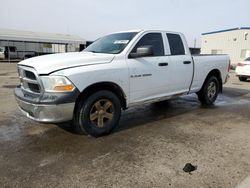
xmin=40 ymin=76 xmax=75 ymax=92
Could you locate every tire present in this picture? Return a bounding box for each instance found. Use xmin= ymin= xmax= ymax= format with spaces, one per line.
xmin=74 ymin=90 xmax=121 ymax=137
xmin=197 ymin=76 xmax=219 ymax=105
xmin=239 ymin=77 xmax=247 ymax=82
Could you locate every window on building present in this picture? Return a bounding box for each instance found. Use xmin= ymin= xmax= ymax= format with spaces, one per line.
xmin=132 ymin=33 xmax=164 ymax=56
xmin=167 ymin=33 xmax=185 ymax=55
xmin=245 ymin=33 xmax=248 ymax=40
xmin=8 ymin=46 xmax=16 ymax=52
xmin=211 ymin=49 xmax=222 ymax=54
xmin=241 ymin=49 xmax=250 ymax=58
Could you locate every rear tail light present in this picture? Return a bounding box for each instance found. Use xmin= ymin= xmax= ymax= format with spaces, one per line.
xmin=237 ymin=62 xmax=246 ymax=67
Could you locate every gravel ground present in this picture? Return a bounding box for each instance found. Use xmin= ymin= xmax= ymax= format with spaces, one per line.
xmin=0 ymin=63 xmax=250 ymax=188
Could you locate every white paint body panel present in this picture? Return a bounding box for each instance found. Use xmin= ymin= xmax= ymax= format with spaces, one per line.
xmin=19 ymin=52 xmax=115 ymax=74
xmin=190 ymin=55 xmax=230 ymax=92
xmin=18 ymin=30 xmax=230 ymax=108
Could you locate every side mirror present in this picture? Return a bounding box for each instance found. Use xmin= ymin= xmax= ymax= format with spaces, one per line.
xmin=129 ymin=45 xmax=153 ymax=58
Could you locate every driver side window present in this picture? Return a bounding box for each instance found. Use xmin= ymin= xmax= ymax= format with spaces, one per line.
xmin=131 ymin=33 xmax=164 ymax=56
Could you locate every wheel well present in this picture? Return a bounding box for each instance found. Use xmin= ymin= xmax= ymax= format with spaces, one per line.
xmin=203 ymin=69 xmax=223 ymax=93
xmin=74 ymin=82 xmax=127 ymax=113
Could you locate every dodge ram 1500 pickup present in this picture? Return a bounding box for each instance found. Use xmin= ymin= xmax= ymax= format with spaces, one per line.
xmin=15 ymin=30 xmax=230 ymax=137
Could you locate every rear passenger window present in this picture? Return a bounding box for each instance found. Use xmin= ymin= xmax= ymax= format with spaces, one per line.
xmin=167 ymin=33 xmax=185 ymax=55
xmin=132 ymin=33 xmax=164 ymax=56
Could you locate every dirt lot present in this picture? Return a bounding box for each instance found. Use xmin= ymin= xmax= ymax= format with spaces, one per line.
xmin=0 ymin=63 xmax=250 ymax=188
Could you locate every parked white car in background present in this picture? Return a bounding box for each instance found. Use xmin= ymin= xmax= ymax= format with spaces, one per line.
xmin=0 ymin=47 xmax=5 ymax=59
xmin=15 ymin=29 xmax=230 ymax=137
xmin=235 ymin=57 xmax=250 ymax=81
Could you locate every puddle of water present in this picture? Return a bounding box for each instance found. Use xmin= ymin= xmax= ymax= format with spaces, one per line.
xmin=216 ymin=95 xmax=250 ymax=107
xmin=0 ymin=121 xmax=21 ymax=141
xmin=0 ymin=110 xmax=52 ymax=142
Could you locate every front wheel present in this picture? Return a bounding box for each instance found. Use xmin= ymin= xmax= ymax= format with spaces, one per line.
xmin=74 ymin=90 xmax=121 ymax=137
xmin=197 ymin=76 xmax=219 ymax=105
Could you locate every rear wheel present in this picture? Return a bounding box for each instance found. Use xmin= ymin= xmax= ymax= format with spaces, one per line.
xmin=74 ymin=90 xmax=121 ymax=137
xmin=197 ymin=76 xmax=219 ymax=105
xmin=239 ymin=77 xmax=247 ymax=82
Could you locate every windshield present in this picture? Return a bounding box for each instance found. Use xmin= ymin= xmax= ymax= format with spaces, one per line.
xmin=0 ymin=47 xmax=4 ymax=52
xmin=84 ymin=32 xmax=138 ymax=54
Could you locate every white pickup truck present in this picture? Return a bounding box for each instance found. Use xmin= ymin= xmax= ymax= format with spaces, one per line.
xmin=15 ymin=30 xmax=230 ymax=137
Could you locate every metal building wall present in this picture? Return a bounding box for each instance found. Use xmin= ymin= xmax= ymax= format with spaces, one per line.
xmin=201 ymin=29 xmax=250 ymax=65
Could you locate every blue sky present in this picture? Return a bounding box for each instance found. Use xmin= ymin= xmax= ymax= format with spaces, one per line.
xmin=0 ymin=0 xmax=249 ymax=47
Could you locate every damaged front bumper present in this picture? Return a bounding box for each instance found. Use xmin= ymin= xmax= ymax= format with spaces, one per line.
xmin=14 ymin=86 xmax=79 ymax=123
xmin=15 ymin=97 xmax=75 ymax=123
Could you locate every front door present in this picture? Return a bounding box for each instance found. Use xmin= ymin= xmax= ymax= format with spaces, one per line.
xmin=126 ymin=32 xmax=172 ymax=104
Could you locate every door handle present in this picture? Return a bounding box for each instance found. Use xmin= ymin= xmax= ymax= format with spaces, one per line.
xmin=158 ymin=62 xmax=168 ymax=66
xmin=183 ymin=61 xmax=191 ymax=64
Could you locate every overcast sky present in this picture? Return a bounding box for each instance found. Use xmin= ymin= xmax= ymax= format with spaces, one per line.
xmin=0 ymin=0 xmax=249 ymax=47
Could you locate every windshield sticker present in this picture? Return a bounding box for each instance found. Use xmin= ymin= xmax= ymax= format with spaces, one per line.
xmin=114 ymin=40 xmax=129 ymax=44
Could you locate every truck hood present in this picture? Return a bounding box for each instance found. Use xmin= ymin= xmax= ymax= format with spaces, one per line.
xmin=18 ymin=52 xmax=115 ymax=74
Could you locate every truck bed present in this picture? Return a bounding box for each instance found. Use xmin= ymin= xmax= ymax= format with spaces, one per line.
xmin=190 ymin=54 xmax=230 ymax=93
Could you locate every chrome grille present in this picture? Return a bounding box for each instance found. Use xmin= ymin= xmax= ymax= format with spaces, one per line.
xmin=18 ymin=66 xmax=42 ymax=94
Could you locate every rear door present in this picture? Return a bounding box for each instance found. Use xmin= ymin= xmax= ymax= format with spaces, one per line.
xmin=165 ymin=33 xmax=193 ymax=94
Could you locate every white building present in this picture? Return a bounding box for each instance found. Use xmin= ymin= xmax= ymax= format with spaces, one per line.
xmin=201 ymin=27 xmax=250 ymax=66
